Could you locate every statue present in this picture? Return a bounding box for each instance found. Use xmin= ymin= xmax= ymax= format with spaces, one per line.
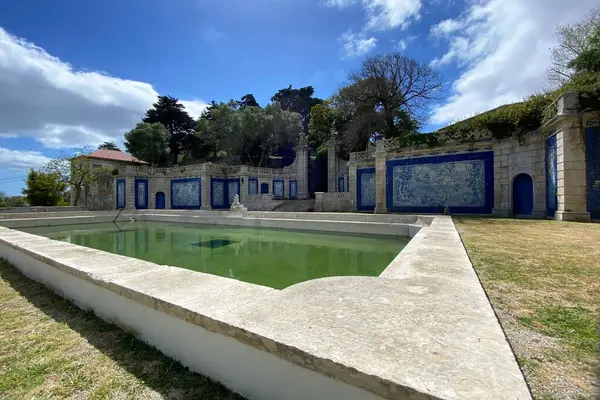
xmin=230 ymin=194 xmax=247 ymax=213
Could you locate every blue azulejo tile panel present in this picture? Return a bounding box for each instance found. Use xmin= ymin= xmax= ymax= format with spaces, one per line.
xmin=116 ymin=178 xmax=126 ymax=209
xmin=289 ymin=180 xmax=297 ymax=198
xmin=248 ymin=178 xmax=258 ymax=195
xmin=171 ymin=178 xmax=201 ymax=209
xmin=357 ymin=168 xmax=376 ymax=211
xmin=338 ymin=176 xmax=345 ymax=192
xmin=546 ymin=135 xmax=557 ymax=217
xmin=211 ymin=179 xmax=225 ymax=208
xmin=386 ymin=151 xmax=494 ymax=213
xmin=585 ymin=127 xmax=600 ymax=219
xmin=273 ymin=179 xmax=284 ymax=198
xmin=135 ymin=178 xmax=148 ymax=209
xmin=228 ymin=180 xmax=240 ymax=205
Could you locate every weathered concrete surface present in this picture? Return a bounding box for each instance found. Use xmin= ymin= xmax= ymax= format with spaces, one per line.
xmin=0 ymin=214 xmax=531 ymax=400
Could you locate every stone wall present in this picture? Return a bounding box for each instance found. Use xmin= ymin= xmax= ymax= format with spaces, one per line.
xmin=314 ymin=192 xmax=351 ymax=212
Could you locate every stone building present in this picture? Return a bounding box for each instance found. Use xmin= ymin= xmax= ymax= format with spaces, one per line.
xmin=315 ymin=92 xmax=600 ymax=222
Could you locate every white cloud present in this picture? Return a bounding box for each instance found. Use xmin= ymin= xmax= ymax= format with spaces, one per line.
xmin=325 ymin=0 xmax=421 ymax=31
xmin=0 ymin=147 xmax=50 ymax=170
xmin=0 ymin=27 xmax=208 ymax=149
xmin=364 ymin=0 xmax=421 ymax=31
xmin=430 ymin=18 xmax=462 ymax=38
xmin=339 ymin=29 xmax=378 ymax=58
xmin=431 ymin=0 xmax=594 ymax=125
xmin=395 ymin=35 xmax=417 ymax=51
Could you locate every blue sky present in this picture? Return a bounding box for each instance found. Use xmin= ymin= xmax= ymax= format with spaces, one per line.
xmin=0 ymin=0 xmax=596 ymax=195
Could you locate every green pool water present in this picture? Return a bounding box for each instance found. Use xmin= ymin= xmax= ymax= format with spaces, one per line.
xmin=21 ymin=222 xmax=408 ymax=289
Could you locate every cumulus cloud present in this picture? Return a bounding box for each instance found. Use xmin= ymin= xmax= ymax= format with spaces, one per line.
xmin=326 ymin=0 xmax=421 ymax=31
xmin=339 ymin=29 xmax=378 ymax=58
xmin=430 ymin=0 xmax=594 ymax=125
xmin=0 ymin=27 xmax=208 ymax=149
xmin=0 ymin=147 xmax=50 ymax=170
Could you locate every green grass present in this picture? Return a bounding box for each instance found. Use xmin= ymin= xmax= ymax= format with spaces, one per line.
xmin=454 ymin=217 xmax=600 ymax=400
xmin=0 ymin=259 xmax=242 ymax=399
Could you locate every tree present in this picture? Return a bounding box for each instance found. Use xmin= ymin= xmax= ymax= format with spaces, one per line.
xmin=238 ymin=94 xmax=260 ymax=108
xmin=193 ymin=101 xmax=302 ymax=167
xmin=21 ymin=170 xmax=67 ymax=206
xmin=124 ymin=123 xmax=170 ymax=166
xmin=568 ymin=28 xmax=600 ymax=75
xmin=0 ymin=191 xmax=7 ymax=208
xmin=142 ymin=95 xmax=195 ymax=164
xmin=44 ymin=149 xmax=110 ymax=206
xmin=308 ymin=100 xmax=347 ymax=154
xmin=547 ymin=7 xmax=600 ymax=87
xmin=98 ymin=141 xmax=120 ymax=151
xmin=271 ymin=85 xmax=322 ymax=133
xmin=333 ymin=53 xmax=440 ymax=152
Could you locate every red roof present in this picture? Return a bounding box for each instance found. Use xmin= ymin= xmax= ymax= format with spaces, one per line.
xmin=87 ymin=149 xmax=146 ymax=164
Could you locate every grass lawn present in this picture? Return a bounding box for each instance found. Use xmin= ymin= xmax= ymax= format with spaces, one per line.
xmin=454 ymin=217 xmax=600 ymax=400
xmin=0 ymin=259 xmax=242 ymax=400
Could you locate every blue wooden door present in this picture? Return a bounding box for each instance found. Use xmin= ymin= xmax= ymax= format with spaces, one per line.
xmin=155 ymin=192 xmax=165 ymax=209
xmin=513 ymin=174 xmax=533 ymax=215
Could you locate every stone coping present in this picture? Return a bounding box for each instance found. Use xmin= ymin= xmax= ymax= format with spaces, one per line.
xmin=0 ymin=214 xmax=530 ymax=400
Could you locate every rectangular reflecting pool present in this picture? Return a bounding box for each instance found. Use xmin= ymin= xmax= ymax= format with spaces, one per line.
xmin=20 ymin=222 xmax=409 ymax=289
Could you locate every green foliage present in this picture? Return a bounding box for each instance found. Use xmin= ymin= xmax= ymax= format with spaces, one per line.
xmin=124 ymin=122 xmax=170 ymax=166
xmin=193 ymin=102 xmax=302 ymax=167
xmin=568 ymin=29 xmax=600 ymax=74
xmin=21 ymin=170 xmax=67 ymax=206
xmin=0 ymin=192 xmax=6 ymax=208
xmin=271 ymin=85 xmax=322 ymax=133
xmin=308 ymin=100 xmax=341 ymax=154
xmin=142 ymin=95 xmax=195 ymax=164
xmin=98 ymin=142 xmax=120 ymax=151
xmin=238 ymin=94 xmax=260 ymax=108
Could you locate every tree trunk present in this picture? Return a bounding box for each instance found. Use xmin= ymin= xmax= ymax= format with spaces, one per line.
xmin=73 ymin=186 xmax=82 ymax=206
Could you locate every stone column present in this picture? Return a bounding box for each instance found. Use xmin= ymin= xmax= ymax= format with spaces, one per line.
xmin=239 ymin=166 xmax=249 ymax=205
xmin=374 ymin=139 xmax=387 ymax=214
xmin=555 ymin=121 xmax=590 ymax=221
xmin=124 ymin=166 xmax=135 ymax=210
xmin=295 ymin=133 xmax=309 ymax=199
xmin=348 ymin=162 xmax=358 ymax=211
xmin=327 ymin=137 xmax=338 ymax=192
xmin=201 ymin=165 xmax=211 ymax=210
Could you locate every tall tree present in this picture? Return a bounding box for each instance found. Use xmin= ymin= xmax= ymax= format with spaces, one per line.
xmin=271 ymin=85 xmax=322 ymax=133
xmin=334 ymin=52 xmax=440 ymax=152
xmin=0 ymin=191 xmax=7 ymax=208
xmin=21 ymin=170 xmax=67 ymax=206
xmin=44 ymin=149 xmax=110 ymax=206
xmin=568 ymin=28 xmax=600 ymax=75
xmin=238 ymin=94 xmax=260 ymax=108
xmin=98 ymin=141 xmax=120 ymax=151
xmin=142 ymin=95 xmax=195 ymax=164
xmin=547 ymin=7 xmax=600 ymax=87
xmin=124 ymin=123 xmax=170 ymax=166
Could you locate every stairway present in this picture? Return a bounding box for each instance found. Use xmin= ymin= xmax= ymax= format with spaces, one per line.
xmin=271 ymin=199 xmax=315 ymax=212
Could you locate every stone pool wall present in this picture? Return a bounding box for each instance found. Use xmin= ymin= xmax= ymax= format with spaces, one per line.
xmin=0 ymin=212 xmax=531 ymax=399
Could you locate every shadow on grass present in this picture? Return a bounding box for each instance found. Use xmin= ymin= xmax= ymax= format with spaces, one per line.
xmin=0 ymin=261 xmax=242 ymax=400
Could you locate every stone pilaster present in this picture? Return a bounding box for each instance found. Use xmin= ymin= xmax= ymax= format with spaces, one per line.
xmin=327 ymin=138 xmax=338 ymax=192
xmin=239 ymin=166 xmax=249 ymax=205
xmin=555 ymin=122 xmax=590 ymax=221
xmin=374 ymin=140 xmax=387 ymax=214
xmin=348 ymin=164 xmax=358 ymax=211
xmin=124 ymin=172 xmax=135 ymax=210
xmin=201 ymin=173 xmax=211 ymax=210
xmin=295 ymin=133 xmax=309 ymax=199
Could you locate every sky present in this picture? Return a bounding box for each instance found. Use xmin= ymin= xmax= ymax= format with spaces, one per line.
xmin=0 ymin=0 xmax=596 ymax=195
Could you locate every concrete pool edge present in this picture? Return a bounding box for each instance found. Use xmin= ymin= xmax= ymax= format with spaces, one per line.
xmin=0 ymin=213 xmax=530 ymax=400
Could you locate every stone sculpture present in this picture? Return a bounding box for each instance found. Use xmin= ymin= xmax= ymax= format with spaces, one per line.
xmin=230 ymin=194 xmax=247 ymax=213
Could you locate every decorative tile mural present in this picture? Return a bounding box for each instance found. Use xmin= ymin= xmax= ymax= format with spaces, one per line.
xmin=248 ymin=178 xmax=258 ymax=195
xmin=212 ymin=180 xmax=225 ymax=207
xmin=228 ymin=180 xmax=239 ymax=205
xmin=289 ymin=180 xmax=297 ymax=198
xmin=386 ymin=152 xmax=493 ymax=213
xmin=585 ymin=128 xmax=600 ymax=219
xmin=273 ymin=180 xmax=284 ymax=197
xmin=171 ymin=179 xmax=201 ymax=209
xmin=546 ymin=135 xmax=557 ymax=216
xmin=358 ymin=169 xmax=376 ymax=210
xmin=135 ymin=179 xmax=148 ymax=209
xmin=116 ymin=179 xmax=125 ymax=209
xmin=338 ymin=176 xmax=345 ymax=193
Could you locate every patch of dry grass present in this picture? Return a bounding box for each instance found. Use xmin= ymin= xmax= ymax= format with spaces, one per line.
xmin=454 ymin=217 xmax=600 ymax=400
xmin=0 ymin=259 xmax=242 ymax=400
